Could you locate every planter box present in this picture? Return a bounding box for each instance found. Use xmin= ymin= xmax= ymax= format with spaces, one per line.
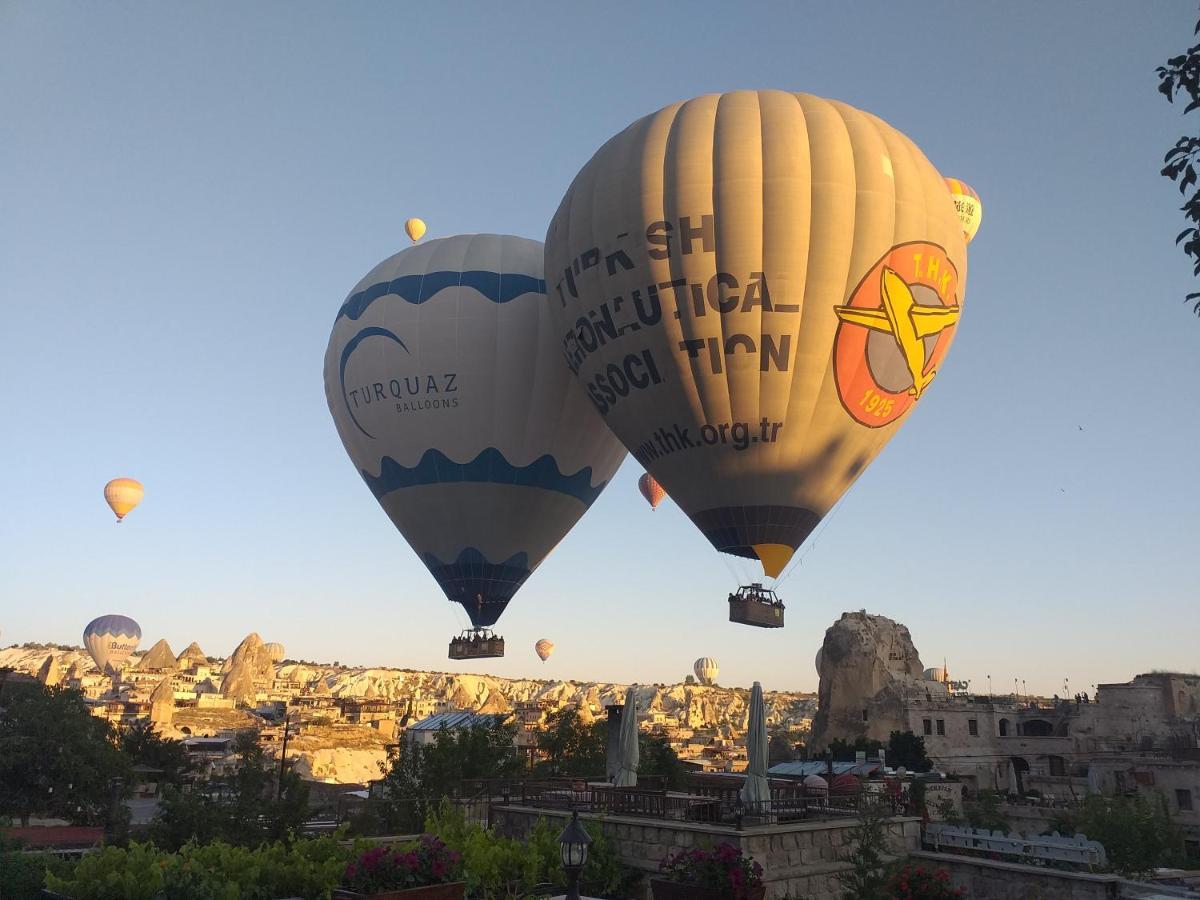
xmin=650 ymin=878 xmax=765 ymax=900
xmin=332 ymin=883 xmax=466 ymax=900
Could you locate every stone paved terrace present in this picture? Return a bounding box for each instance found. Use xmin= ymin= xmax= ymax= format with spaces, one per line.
xmin=492 ymin=803 xmax=921 ymax=900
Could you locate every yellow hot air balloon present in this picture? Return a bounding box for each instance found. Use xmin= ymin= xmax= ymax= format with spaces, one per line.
xmin=404 ymin=218 xmax=427 ymax=243
xmin=545 ymin=91 xmax=968 ymax=621
xmin=104 ymin=478 xmax=144 ymax=523
xmin=944 ymin=178 xmax=982 ymax=243
xmin=534 ymin=639 xmax=554 ymax=662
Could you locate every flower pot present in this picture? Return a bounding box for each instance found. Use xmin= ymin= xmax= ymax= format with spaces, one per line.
xmin=650 ymin=878 xmax=765 ymax=900
xmin=332 ymin=883 xmax=466 ymax=900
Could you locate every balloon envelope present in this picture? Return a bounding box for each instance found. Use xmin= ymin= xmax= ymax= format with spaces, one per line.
xmin=546 ymin=91 xmax=968 ymax=581
xmin=693 ymin=656 xmax=719 ymax=685
xmin=534 ymin=639 xmax=554 ymax=662
xmin=264 ymin=642 xmax=286 ymax=663
xmin=405 ymin=218 xmax=427 ymax=243
xmin=104 ymin=478 xmax=143 ymax=522
xmin=637 ymin=472 xmax=666 ymax=510
xmin=944 ymin=178 xmax=982 ymax=243
xmin=83 ymin=614 xmax=141 ymax=674
xmin=324 ymin=234 xmax=626 ymax=628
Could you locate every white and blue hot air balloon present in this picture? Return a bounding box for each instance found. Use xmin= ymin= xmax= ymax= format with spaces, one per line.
xmin=324 ymin=234 xmax=626 ymax=655
xmin=83 ymin=614 xmax=142 ymax=675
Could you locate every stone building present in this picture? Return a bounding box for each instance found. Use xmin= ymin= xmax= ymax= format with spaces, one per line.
xmin=810 ymin=611 xmax=1200 ymax=842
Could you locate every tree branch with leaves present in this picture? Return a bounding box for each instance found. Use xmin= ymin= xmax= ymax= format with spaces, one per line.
xmin=1158 ymin=11 xmax=1200 ymax=314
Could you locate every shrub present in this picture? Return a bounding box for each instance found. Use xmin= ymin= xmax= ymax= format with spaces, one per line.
xmin=342 ymin=836 xmax=462 ymax=893
xmin=657 ymin=842 xmax=764 ymax=899
xmin=884 ymin=864 xmax=963 ymax=899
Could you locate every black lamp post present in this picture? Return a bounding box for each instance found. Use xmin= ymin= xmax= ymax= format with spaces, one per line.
xmin=558 ymin=809 xmax=592 ymax=900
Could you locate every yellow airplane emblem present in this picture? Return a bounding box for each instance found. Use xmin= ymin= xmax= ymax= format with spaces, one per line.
xmin=834 ymin=267 xmax=960 ymax=399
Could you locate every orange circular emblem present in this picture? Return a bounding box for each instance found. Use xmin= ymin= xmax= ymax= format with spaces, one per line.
xmin=833 ymin=241 xmax=961 ymax=428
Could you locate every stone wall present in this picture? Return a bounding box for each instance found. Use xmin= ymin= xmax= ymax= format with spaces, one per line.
xmin=492 ymin=804 xmax=920 ymax=900
xmin=909 ymin=851 xmax=1121 ymax=900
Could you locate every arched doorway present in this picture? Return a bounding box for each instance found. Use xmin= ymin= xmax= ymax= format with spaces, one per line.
xmin=1010 ymin=756 xmax=1030 ymax=795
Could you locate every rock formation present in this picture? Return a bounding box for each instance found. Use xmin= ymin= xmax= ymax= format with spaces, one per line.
xmin=176 ymin=641 xmax=208 ymax=668
xmin=808 ymin=610 xmax=925 ymax=750
xmin=149 ymin=676 xmax=175 ymax=728
xmin=138 ymin=639 xmax=179 ymax=672
xmin=37 ymin=654 xmax=62 ymax=686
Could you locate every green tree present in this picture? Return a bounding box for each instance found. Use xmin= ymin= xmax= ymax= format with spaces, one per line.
xmin=118 ymin=720 xmax=193 ymax=786
xmin=828 ymin=736 xmax=883 ymax=762
xmin=1052 ymin=793 xmax=1185 ymax=876
xmin=1158 ymin=9 xmax=1200 ymax=315
xmin=148 ymin=730 xmax=310 ymax=850
xmin=371 ymin=719 xmax=524 ymax=833
xmin=962 ymin=789 xmax=1009 ymax=832
xmin=837 ymin=797 xmax=897 ymax=900
xmin=0 ymin=682 xmax=130 ymax=827
xmin=535 ymin=708 xmax=607 ymax=777
xmin=638 ymin=733 xmax=686 ymax=790
xmin=886 ymin=731 xmax=932 ymax=773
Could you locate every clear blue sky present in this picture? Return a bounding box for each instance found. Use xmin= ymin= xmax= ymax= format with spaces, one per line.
xmin=3 ymin=2 xmax=1197 ymax=695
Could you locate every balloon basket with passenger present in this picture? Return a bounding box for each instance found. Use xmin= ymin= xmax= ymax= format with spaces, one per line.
xmin=728 ymin=583 xmax=785 ymax=629
xmin=448 ymin=628 xmax=505 ymax=660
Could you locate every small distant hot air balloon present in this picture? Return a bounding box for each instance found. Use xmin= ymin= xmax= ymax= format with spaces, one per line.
xmin=404 ymin=218 xmax=427 ymax=243
xmin=944 ymin=178 xmax=982 ymax=243
xmin=264 ymin=642 xmax=286 ymax=663
xmin=637 ymin=473 xmax=666 ymax=510
xmin=104 ymin=478 xmax=143 ymax=523
xmin=693 ymin=657 xmax=719 ymax=686
xmin=83 ymin=614 xmax=141 ymax=675
xmin=534 ymin=639 xmax=554 ymax=662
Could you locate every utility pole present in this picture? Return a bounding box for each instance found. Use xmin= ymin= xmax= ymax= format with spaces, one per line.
xmin=277 ymin=714 xmax=292 ymax=800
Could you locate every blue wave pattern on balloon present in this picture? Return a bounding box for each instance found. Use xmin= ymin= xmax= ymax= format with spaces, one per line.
xmin=336 ymin=271 xmax=546 ymax=323
xmin=423 ymin=547 xmax=531 ymax=628
xmin=83 ymin=615 xmax=142 ymax=640
xmin=361 ymin=447 xmax=606 ymax=505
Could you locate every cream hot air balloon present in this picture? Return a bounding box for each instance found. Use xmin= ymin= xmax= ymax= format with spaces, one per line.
xmin=104 ymin=478 xmax=143 ymax=522
xmin=404 ymin=218 xmax=427 ymax=243
xmin=637 ymin=472 xmax=666 ymax=510
xmin=944 ymin=178 xmax=982 ymax=243
xmin=545 ymin=91 xmax=968 ymax=625
xmin=83 ymin=614 xmax=141 ymax=675
xmin=264 ymin=642 xmax=286 ymax=663
xmin=693 ymin=656 xmax=719 ymax=685
xmin=534 ymin=639 xmax=554 ymax=662
xmin=324 ymin=234 xmax=626 ymax=658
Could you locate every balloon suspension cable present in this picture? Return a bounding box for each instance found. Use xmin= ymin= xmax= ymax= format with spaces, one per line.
xmin=775 ymin=498 xmax=846 ymax=588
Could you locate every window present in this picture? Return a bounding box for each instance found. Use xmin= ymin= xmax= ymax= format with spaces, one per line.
xmin=968 ymin=719 xmax=978 ymax=736
xmin=923 ymin=718 xmax=932 ymax=736
xmin=936 ymin=719 xmax=946 ymax=736
xmin=999 ymin=718 xmax=1009 ymax=736
xmin=1178 ymin=789 xmax=1194 ymax=811
xmin=862 ymin=708 xmax=869 ymax=722
xmin=1048 ymin=755 xmax=1066 ymax=777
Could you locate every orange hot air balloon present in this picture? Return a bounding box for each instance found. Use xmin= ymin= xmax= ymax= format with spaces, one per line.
xmin=104 ymin=478 xmax=144 ymax=523
xmin=534 ymin=639 xmax=554 ymax=662
xmin=944 ymin=178 xmax=982 ymax=243
xmin=637 ymin=473 xmax=666 ymax=510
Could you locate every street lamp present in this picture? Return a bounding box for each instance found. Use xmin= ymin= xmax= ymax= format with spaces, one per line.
xmin=558 ymin=810 xmax=592 ymax=900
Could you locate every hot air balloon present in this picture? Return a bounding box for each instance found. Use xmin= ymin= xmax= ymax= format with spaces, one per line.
xmin=944 ymin=178 xmax=982 ymax=243
xmin=545 ymin=91 xmax=968 ymax=627
xmin=404 ymin=218 xmax=427 ymax=243
xmin=637 ymin=472 xmax=666 ymax=510
xmin=104 ymin=478 xmax=143 ymax=522
xmin=264 ymin=642 xmax=286 ymax=663
xmin=693 ymin=656 xmax=719 ymax=686
xmin=83 ymin=614 xmax=141 ymax=675
xmin=324 ymin=234 xmax=626 ymax=659
xmin=534 ymin=639 xmax=554 ymax=662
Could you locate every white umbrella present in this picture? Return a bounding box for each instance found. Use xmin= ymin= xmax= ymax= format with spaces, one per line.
xmin=613 ymin=685 xmax=639 ymax=787
xmin=739 ymin=681 xmax=771 ymax=810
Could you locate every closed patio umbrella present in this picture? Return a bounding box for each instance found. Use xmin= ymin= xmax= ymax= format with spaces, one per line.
xmin=613 ymin=685 xmax=639 ymax=787
xmin=739 ymin=681 xmax=771 ymax=811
